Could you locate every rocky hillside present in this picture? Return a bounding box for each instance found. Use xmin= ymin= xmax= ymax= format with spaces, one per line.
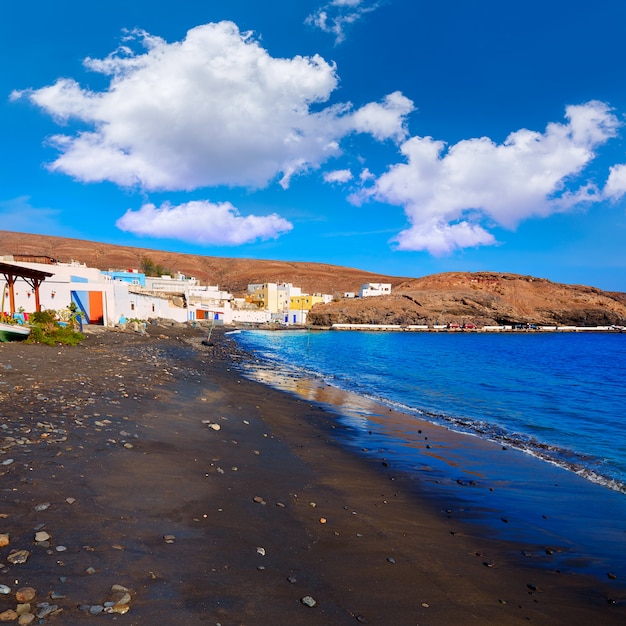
xmin=2 ymin=231 xmax=625 ymax=327
xmin=0 ymin=230 xmax=408 ymax=296
xmin=308 ymin=272 xmax=626 ymax=327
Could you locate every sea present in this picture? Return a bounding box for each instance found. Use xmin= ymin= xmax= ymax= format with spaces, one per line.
xmin=232 ymin=329 xmax=626 ymax=580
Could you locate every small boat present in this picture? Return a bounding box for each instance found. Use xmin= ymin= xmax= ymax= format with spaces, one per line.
xmin=0 ymin=322 xmax=30 ymax=342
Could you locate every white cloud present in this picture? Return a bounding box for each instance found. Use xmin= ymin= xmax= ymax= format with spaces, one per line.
xmin=115 ymin=200 xmax=293 ymax=245
xmin=604 ymin=163 xmax=626 ymax=200
xmin=306 ymin=0 xmax=379 ymax=44
xmin=324 ymin=169 xmax=353 ymax=184
xmin=350 ymin=91 xmax=413 ymax=142
xmin=353 ymin=101 xmax=620 ymax=255
xmin=14 ymin=21 xmax=411 ymax=197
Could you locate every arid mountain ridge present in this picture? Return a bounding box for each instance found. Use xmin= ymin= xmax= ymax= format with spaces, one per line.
xmin=2 ymin=230 xmax=625 ymax=327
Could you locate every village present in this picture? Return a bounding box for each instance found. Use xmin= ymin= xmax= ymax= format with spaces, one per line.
xmin=0 ymin=254 xmax=394 ymax=329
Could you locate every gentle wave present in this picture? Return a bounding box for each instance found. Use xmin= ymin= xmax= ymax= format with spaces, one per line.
xmin=234 ymin=330 xmax=626 ymax=494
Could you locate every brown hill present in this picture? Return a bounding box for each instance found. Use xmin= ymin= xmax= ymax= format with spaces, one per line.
xmin=308 ymin=272 xmax=626 ymax=327
xmin=2 ymin=231 xmax=625 ymax=327
xmin=0 ymin=230 xmax=409 ymax=296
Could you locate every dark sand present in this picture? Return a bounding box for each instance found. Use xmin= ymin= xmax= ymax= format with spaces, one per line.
xmin=0 ymin=324 xmax=624 ymax=625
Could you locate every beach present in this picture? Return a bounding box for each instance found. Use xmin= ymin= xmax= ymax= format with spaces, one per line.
xmin=0 ymin=325 xmax=624 ymax=625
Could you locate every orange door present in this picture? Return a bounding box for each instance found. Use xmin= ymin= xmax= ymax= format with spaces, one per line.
xmin=89 ymin=292 xmax=104 ymax=324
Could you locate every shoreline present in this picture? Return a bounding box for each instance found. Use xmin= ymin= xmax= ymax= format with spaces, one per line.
xmin=232 ymin=338 xmax=626 ymax=578
xmin=0 ymin=324 xmax=624 ymax=624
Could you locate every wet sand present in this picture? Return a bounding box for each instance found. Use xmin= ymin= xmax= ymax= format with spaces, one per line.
xmin=0 ymin=324 xmax=624 ymax=624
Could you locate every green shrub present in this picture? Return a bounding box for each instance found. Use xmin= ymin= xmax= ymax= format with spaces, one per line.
xmin=26 ymin=311 xmax=85 ymax=346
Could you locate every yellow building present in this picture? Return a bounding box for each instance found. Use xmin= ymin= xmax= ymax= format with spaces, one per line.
xmin=289 ymin=294 xmax=328 ymax=324
xmin=246 ymin=283 xmax=299 ymax=314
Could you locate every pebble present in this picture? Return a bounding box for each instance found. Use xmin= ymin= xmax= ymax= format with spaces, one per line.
xmin=253 ymin=496 xmax=266 ymax=504
xmin=18 ymin=615 xmax=35 ymax=625
xmin=35 ymin=531 xmax=50 ymax=543
xmin=163 ymin=535 xmax=176 ymax=544
xmin=301 ymin=596 xmax=317 ymax=607
xmin=0 ymin=585 xmax=9 ymax=595
xmin=1 ymin=459 xmax=14 ymax=466
xmin=256 ymin=547 xmax=266 ymax=556
xmin=387 ymin=557 xmax=396 ymax=564
xmin=36 ymin=604 xmax=58 ymax=619
xmin=0 ymin=534 xmax=8 ymax=547
xmin=287 ymin=576 xmax=297 ymax=584
xmin=85 ymin=567 xmax=96 ymax=575
xmin=7 ymin=550 xmax=30 ymax=565
xmin=15 ymin=588 xmax=36 ymax=603
xmin=33 ymin=503 xmax=50 ymax=512
xmin=0 ymin=609 xmax=18 ymax=621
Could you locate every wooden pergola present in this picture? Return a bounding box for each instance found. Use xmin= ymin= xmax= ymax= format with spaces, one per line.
xmin=0 ymin=261 xmax=53 ymax=315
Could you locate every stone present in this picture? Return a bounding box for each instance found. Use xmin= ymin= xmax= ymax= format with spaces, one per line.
xmin=0 ymin=534 xmax=9 ymax=547
xmin=15 ymin=588 xmax=36 ymax=602
xmin=18 ymin=615 xmax=35 ymax=626
xmin=0 ymin=585 xmax=9 ymax=595
xmin=35 ymin=531 xmax=50 ymax=543
xmin=7 ymin=550 xmax=29 ymax=565
xmin=163 ymin=535 xmax=175 ymax=544
xmin=36 ymin=605 xmax=58 ymax=619
xmin=301 ymin=596 xmax=317 ymax=608
xmin=0 ymin=609 xmax=18 ymax=621
xmin=33 ymin=503 xmax=50 ymax=512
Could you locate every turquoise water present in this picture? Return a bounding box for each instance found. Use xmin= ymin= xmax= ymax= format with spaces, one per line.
xmin=234 ymin=330 xmax=626 ymax=493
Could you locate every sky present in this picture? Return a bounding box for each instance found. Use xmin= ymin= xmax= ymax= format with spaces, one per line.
xmin=2 ymin=1 xmax=626 ymax=291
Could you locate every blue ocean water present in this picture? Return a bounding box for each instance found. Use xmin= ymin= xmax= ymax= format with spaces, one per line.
xmin=234 ymin=329 xmax=626 ymax=493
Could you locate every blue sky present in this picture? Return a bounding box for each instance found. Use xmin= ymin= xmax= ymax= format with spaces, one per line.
xmin=2 ymin=1 xmax=626 ymax=290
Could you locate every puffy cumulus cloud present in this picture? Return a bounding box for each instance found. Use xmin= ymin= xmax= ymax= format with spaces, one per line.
xmin=306 ymin=0 xmax=379 ymax=44
xmin=14 ymin=22 xmax=410 ymax=193
xmin=324 ymin=169 xmax=353 ymax=184
xmin=604 ymin=164 xmax=626 ymax=200
xmin=350 ymin=92 xmax=413 ymax=142
xmin=116 ymin=200 xmax=293 ymax=245
xmin=353 ymin=101 xmax=619 ymax=255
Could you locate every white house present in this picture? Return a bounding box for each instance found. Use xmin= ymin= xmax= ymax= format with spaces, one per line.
xmin=359 ymin=283 xmax=392 ymax=297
